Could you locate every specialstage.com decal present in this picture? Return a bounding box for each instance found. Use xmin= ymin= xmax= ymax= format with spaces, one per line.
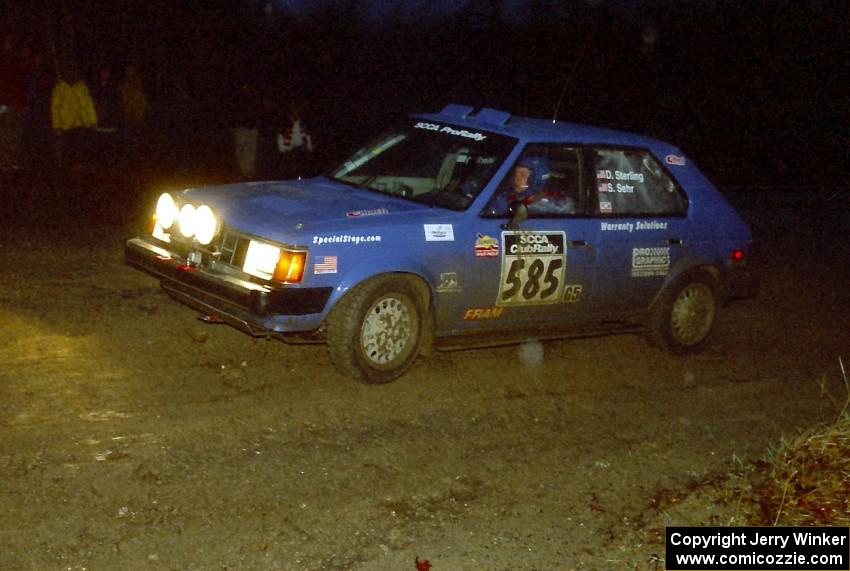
xmin=312 ymin=234 xmax=381 ymax=246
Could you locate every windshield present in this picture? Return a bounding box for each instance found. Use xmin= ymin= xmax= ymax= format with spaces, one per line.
xmin=329 ymin=120 xmax=516 ymax=210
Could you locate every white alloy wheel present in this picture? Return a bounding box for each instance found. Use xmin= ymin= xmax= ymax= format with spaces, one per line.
xmin=360 ymin=294 xmax=416 ymax=368
xmin=669 ymin=282 xmax=716 ymax=347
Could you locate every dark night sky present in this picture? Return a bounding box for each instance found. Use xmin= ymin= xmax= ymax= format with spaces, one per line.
xmin=3 ymin=0 xmax=847 ymax=187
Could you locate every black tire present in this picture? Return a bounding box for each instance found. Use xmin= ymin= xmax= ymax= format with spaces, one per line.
xmin=326 ymin=276 xmax=425 ymax=383
xmin=648 ymin=271 xmax=719 ymax=354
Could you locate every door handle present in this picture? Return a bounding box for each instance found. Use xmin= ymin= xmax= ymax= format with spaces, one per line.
xmin=666 ymin=238 xmax=682 ymax=246
xmin=568 ymin=240 xmax=588 ymax=249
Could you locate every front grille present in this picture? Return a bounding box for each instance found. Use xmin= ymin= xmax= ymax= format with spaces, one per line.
xmin=218 ymin=230 xmax=251 ymax=267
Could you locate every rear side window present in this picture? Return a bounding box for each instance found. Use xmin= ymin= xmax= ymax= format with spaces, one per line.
xmin=591 ymin=148 xmax=686 ymax=216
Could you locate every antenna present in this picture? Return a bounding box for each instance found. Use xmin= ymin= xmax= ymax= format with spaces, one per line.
xmin=551 ymin=39 xmax=589 ymax=124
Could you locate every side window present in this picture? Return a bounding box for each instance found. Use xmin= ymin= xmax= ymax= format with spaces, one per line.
xmin=592 ymin=148 xmax=686 ymax=216
xmin=483 ymin=144 xmax=582 ymax=218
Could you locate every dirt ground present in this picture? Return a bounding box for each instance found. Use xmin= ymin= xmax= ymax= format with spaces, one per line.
xmin=1 ymin=173 xmax=848 ymax=570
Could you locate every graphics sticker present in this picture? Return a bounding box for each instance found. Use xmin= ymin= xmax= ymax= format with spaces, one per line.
xmin=497 ymin=231 xmax=566 ymax=307
xmin=665 ymin=154 xmax=686 ymax=166
xmin=474 ymin=233 xmax=499 ymax=257
xmin=436 ymin=272 xmax=461 ymax=293
xmin=462 ymin=307 xmax=504 ymax=320
xmin=313 ymin=255 xmax=338 ymax=274
xmin=346 ymin=208 xmax=389 ymax=218
xmin=631 ymin=247 xmax=670 ymax=277
xmin=599 ymin=201 xmax=613 ymax=214
xmin=424 ymin=224 xmax=454 ymax=242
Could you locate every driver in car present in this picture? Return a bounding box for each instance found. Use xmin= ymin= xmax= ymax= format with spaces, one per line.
xmin=493 ymin=155 xmax=575 ymax=216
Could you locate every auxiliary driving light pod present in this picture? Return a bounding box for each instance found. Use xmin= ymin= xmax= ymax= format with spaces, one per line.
xmin=178 ymin=203 xmax=197 ymax=238
xmin=193 ymin=204 xmax=218 ymax=246
xmin=155 ymin=192 xmax=179 ymax=230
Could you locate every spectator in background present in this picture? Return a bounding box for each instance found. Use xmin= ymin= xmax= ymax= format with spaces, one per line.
xmin=276 ymin=104 xmax=313 ymax=179
xmin=92 ymin=66 xmax=121 ymax=130
xmin=118 ymin=64 xmax=146 ymax=165
xmin=0 ymin=31 xmax=27 ymax=174
xmin=232 ymin=81 xmax=260 ymax=179
xmin=118 ymin=64 xmax=146 ymax=127
xmin=255 ymin=93 xmax=285 ymax=179
xmin=51 ymin=63 xmax=98 ymax=170
xmin=91 ymin=65 xmax=122 ymax=168
xmin=19 ymin=44 xmax=55 ymax=173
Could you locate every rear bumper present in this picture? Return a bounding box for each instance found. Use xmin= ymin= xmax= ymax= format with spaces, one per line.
xmin=125 ymin=237 xmax=332 ymax=334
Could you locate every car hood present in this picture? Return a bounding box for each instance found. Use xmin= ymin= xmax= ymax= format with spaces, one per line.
xmin=182 ymin=177 xmax=429 ymax=245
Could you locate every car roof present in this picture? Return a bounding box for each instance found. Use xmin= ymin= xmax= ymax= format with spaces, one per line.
xmin=416 ymin=103 xmax=678 ymax=152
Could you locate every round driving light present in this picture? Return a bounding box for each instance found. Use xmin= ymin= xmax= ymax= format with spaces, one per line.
xmin=155 ymin=193 xmax=178 ymax=229
xmin=178 ymin=203 xmax=196 ymax=238
xmin=194 ymin=204 xmax=217 ymax=245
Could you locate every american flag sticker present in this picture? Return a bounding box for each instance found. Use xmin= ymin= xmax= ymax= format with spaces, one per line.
xmin=313 ymin=255 xmax=338 ymax=274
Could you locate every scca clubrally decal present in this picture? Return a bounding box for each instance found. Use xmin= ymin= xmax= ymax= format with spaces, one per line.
xmin=497 ymin=231 xmax=566 ymax=306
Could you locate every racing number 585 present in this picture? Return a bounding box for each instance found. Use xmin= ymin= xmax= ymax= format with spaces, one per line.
xmin=501 ymin=258 xmax=563 ymax=303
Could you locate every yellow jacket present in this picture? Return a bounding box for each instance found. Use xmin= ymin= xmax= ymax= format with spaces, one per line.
xmin=51 ymin=80 xmax=98 ymax=131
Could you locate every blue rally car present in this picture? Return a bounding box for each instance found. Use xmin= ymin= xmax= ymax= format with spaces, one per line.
xmin=125 ymin=104 xmax=756 ymax=383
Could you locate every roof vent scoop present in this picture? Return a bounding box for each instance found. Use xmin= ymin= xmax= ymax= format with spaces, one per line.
xmin=439 ymin=104 xmax=475 ymax=119
xmin=473 ymin=108 xmax=511 ymax=126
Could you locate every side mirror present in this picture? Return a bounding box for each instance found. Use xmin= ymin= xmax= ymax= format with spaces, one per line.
xmin=501 ymin=200 xmax=528 ymax=230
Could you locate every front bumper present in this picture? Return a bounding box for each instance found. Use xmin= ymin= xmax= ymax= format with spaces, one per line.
xmin=125 ymin=237 xmax=332 ymax=335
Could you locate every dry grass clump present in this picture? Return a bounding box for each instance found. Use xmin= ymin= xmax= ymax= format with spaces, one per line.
xmin=741 ymin=358 xmax=850 ymax=526
xmin=745 ymin=415 xmax=850 ymax=526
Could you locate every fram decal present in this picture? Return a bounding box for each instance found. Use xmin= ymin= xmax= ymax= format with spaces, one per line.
xmin=631 ymin=247 xmax=670 ymax=277
xmin=424 ymin=224 xmax=454 ymax=242
xmin=346 ymin=208 xmax=389 ymax=218
xmin=462 ymin=307 xmax=504 ymax=320
xmin=665 ymin=154 xmax=686 ymax=166
xmin=474 ymin=233 xmax=499 ymax=257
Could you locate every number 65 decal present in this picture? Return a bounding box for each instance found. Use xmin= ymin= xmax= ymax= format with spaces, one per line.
xmin=497 ymin=231 xmax=566 ymax=306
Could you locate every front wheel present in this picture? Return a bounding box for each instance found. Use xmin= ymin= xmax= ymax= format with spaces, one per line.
xmin=649 ymin=271 xmax=718 ymax=354
xmin=326 ymin=276 xmax=425 ymax=383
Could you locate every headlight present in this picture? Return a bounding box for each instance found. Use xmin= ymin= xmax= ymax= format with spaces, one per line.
xmin=155 ymin=193 xmax=178 ymax=230
xmin=194 ymin=205 xmax=217 ymax=245
xmin=178 ymin=203 xmax=196 ymax=238
xmin=243 ymin=240 xmax=306 ymax=283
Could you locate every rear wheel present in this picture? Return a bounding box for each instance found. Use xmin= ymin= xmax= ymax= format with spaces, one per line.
xmin=326 ymin=276 xmax=425 ymax=383
xmin=649 ymin=271 xmax=718 ymax=353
